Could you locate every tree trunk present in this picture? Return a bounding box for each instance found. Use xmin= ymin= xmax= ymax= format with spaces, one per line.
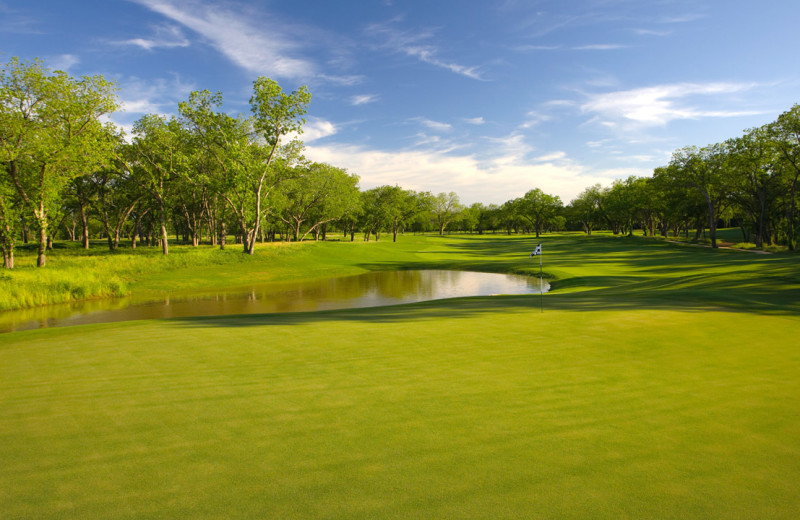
xmin=2 ymin=247 xmax=12 ymax=269
xmin=21 ymin=214 xmax=28 ymax=244
xmin=706 ymin=198 xmax=718 ymax=248
xmin=36 ymin=217 xmax=47 ymax=267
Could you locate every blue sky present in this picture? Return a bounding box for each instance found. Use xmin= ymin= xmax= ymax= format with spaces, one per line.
xmin=2 ymin=0 xmax=799 ymax=204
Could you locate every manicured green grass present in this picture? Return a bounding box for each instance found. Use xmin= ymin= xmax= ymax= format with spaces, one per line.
xmin=1 ymin=233 xmax=799 ymax=518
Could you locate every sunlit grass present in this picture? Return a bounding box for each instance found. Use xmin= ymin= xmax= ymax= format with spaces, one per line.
xmin=1 ymin=232 xmax=799 ymax=518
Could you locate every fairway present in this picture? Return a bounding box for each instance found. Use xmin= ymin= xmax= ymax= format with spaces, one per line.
xmin=2 ymin=234 xmax=800 ymax=519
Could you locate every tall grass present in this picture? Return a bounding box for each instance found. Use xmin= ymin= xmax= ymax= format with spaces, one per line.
xmin=1 ymin=240 xmax=371 ymax=311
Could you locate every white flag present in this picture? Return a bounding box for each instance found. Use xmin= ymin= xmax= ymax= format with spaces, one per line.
xmin=530 ymin=244 xmax=542 ymax=257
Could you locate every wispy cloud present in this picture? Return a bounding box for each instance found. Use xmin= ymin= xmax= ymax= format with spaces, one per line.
xmin=573 ymin=44 xmax=629 ymax=51
xmin=464 ymin=117 xmax=485 ymax=125
xmin=350 ymin=94 xmax=379 ymax=106
xmin=581 ymin=82 xmax=764 ymax=128
xmin=115 ymin=74 xmax=196 ymax=116
xmin=116 ymin=23 xmax=190 ymax=51
xmin=632 ymin=28 xmax=671 ymax=36
xmin=516 ymin=43 xmax=627 ymax=52
xmin=365 ymin=21 xmax=484 ymax=80
xmin=659 ymin=13 xmax=706 ymax=24
xmin=0 ymin=3 xmax=40 ymax=34
xmin=128 ymin=0 xmax=315 ymax=79
xmin=285 ymin=117 xmax=337 ymax=143
xmin=49 ymin=54 xmax=80 ymax=72
xmin=412 ymin=117 xmax=452 ymax=132
xmin=519 ymin=111 xmax=552 ymax=129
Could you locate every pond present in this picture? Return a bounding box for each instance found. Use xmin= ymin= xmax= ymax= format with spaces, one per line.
xmin=0 ymin=270 xmax=549 ymax=333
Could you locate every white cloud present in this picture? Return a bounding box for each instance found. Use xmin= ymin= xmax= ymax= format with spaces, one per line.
xmin=115 ymin=75 xmax=196 ymax=117
xmin=49 ymin=54 xmax=80 ymax=71
xmin=581 ymin=82 xmax=763 ymax=128
xmin=289 ymin=118 xmax=337 ymax=143
xmin=464 ymin=117 xmax=485 ymax=125
xmin=317 ymin=74 xmax=365 ymax=86
xmin=366 ymin=21 xmax=484 ymax=80
xmin=533 ymin=151 xmax=567 ymax=162
xmin=516 ymin=44 xmax=627 ymax=51
xmin=117 ymin=24 xmax=190 ymax=51
xmin=129 ymin=0 xmax=315 ymax=79
xmin=573 ymin=44 xmax=628 ymax=51
xmin=405 ymin=46 xmax=484 ymax=80
xmin=303 ymin=142 xmax=619 ymax=204
xmin=632 ymin=28 xmax=671 ymax=36
xmin=413 ymin=117 xmax=452 ymax=132
xmin=519 ymin=111 xmax=551 ymax=129
xmin=350 ymin=94 xmax=379 ymax=106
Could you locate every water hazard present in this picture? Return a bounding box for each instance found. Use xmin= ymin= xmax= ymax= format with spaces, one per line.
xmin=1 ymin=270 xmax=549 ymax=333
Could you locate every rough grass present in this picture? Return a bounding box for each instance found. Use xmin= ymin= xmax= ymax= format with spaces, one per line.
xmin=1 ymin=233 xmax=799 ymax=519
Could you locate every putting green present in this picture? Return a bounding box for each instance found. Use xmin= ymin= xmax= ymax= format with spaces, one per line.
xmin=1 ymin=234 xmax=799 ymax=519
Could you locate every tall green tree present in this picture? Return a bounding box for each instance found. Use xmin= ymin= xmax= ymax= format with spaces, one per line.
xmin=568 ymin=184 xmax=604 ymax=235
xmin=0 ymin=57 xmax=118 ymax=266
xmin=668 ymin=144 xmax=733 ymax=248
xmin=0 ymin=177 xmax=19 ymax=268
xmin=432 ymin=191 xmax=463 ymax=235
xmin=129 ymin=114 xmax=188 ymax=255
xmin=726 ymin=130 xmax=781 ymax=248
xmin=767 ymin=105 xmax=800 ymax=249
xmin=179 ymin=81 xmax=310 ymax=254
xmin=514 ymin=188 xmax=563 ymax=238
xmin=273 ymin=162 xmax=359 ymax=241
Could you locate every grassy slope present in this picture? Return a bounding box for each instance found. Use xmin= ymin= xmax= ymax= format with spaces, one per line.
xmin=1 ymin=233 xmax=800 ymax=519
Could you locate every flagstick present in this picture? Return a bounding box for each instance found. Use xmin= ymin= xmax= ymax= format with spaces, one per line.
xmin=539 ymin=250 xmax=543 ymax=313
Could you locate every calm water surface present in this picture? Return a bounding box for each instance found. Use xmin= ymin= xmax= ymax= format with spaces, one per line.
xmin=1 ymin=270 xmax=548 ymax=333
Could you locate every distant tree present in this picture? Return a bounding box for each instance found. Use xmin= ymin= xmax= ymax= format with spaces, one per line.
xmin=667 ymin=145 xmax=733 ymax=248
xmin=568 ymin=184 xmax=604 ymax=235
xmin=358 ymin=188 xmax=388 ymax=241
xmin=514 ymin=188 xmax=563 ymax=238
xmin=432 ymin=191 xmax=463 ymax=235
xmin=767 ymin=105 xmax=800 ymax=249
xmin=726 ymin=129 xmax=782 ymax=248
xmin=274 ymin=162 xmax=359 ymax=241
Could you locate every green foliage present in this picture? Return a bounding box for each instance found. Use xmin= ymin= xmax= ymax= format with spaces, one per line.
xmin=0 ymin=57 xmax=119 ymax=266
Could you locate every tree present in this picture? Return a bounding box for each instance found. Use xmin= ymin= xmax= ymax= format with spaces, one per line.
xmin=727 ymin=129 xmax=781 ymax=248
xmin=767 ymin=105 xmax=800 ymax=249
xmin=273 ymin=162 xmax=359 ymax=241
xmin=514 ymin=188 xmax=563 ymax=238
xmin=0 ymin=57 xmax=118 ymax=266
xmin=358 ymin=187 xmax=389 ymax=241
xmin=94 ymin=159 xmax=143 ymax=250
xmin=432 ymin=191 xmax=462 ymax=235
xmin=668 ymin=145 xmax=733 ymax=248
xmin=568 ymin=184 xmax=604 ymax=235
xmin=178 ymin=81 xmax=310 ymax=254
xmin=129 ymin=114 xmax=188 ymax=255
xmin=0 ymin=177 xmax=19 ymax=268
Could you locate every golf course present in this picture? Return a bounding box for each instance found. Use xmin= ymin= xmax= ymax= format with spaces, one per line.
xmin=1 ymin=232 xmax=799 ymax=519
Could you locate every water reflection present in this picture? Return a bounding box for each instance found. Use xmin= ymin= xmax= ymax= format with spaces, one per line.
xmin=0 ymin=270 xmax=548 ymax=333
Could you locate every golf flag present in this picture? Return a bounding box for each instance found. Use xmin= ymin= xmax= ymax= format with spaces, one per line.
xmin=530 ymin=243 xmax=542 ymax=257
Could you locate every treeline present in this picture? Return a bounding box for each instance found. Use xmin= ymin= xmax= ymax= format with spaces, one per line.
xmin=0 ymin=58 xmax=490 ymax=269
xmin=2 ymin=57 xmax=799 ymax=270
